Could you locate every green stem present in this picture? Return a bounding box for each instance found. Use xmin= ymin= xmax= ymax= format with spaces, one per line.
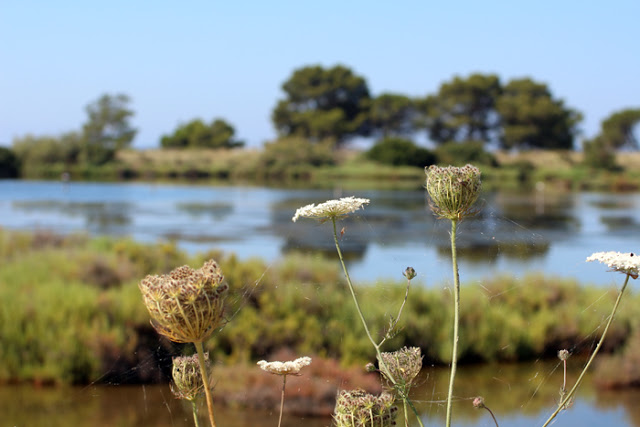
xmin=191 ymin=400 xmax=201 ymax=427
xmin=194 ymin=341 xmax=217 ymax=427
xmin=541 ymin=274 xmax=630 ymax=427
xmin=331 ymin=218 xmax=425 ymax=427
xmin=278 ymin=375 xmax=286 ymax=427
xmin=445 ymin=219 xmax=460 ymax=427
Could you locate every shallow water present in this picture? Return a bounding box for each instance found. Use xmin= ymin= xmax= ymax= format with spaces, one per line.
xmin=1 ymin=180 xmax=638 ymax=287
xmin=3 ymin=362 xmax=640 ymax=426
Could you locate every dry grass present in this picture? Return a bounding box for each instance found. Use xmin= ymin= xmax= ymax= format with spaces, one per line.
xmin=494 ymin=150 xmax=583 ymax=168
xmin=116 ymin=148 xmax=261 ymax=169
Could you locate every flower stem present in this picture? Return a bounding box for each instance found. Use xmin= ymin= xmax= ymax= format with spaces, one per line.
xmin=445 ymin=219 xmax=460 ymax=427
xmin=194 ymin=341 xmax=216 ymax=427
xmin=330 ymin=218 xmax=424 ymax=427
xmin=278 ymin=375 xmax=287 ymax=427
xmin=191 ymin=400 xmax=201 ymax=427
xmin=541 ymin=274 xmax=630 ymax=427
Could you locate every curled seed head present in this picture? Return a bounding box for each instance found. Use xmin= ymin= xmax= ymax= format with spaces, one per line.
xmin=425 ymin=164 xmax=482 ymax=221
xmin=403 ymin=267 xmax=417 ymax=280
xmin=171 ymin=353 xmax=207 ymax=401
xmin=333 ymin=389 xmax=398 ymax=427
xmin=138 ymin=259 xmax=228 ymax=343
xmin=378 ymin=346 xmax=422 ymax=395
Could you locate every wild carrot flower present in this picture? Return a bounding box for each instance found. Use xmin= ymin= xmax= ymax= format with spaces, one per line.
xmin=333 ymin=389 xmax=398 ymax=427
xmin=378 ymin=347 xmax=422 ymax=395
xmin=292 ymin=197 xmax=370 ymax=223
xmin=425 ymin=164 xmax=482 ymax=221
xmin=257 ymin=356 xmax=312 ymax=376
xmin=586 ymin=251 xmax=640 ymax=279
xmin=171 ymin=353 xmax=207 ymax=401
xmin=138 ymin=259 xmax=228 ymax=343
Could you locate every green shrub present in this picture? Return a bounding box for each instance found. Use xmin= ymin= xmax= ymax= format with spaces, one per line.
xmin=366 ymin=137 xmax=436 ymax=167
xmin=258 ymin=137 xmax=335 ymax=177
xmin=435 ymin=140 xmax=497 ymax=166
xmin=0 ymin=147 xmax=20 ymax=178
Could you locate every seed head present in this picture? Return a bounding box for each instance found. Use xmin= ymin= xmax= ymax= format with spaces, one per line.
xmin=138 ymin=259 xmax=228 ymax=343
xmin=257 ymin=356 xmax=312 ymax=376
xmin=292 ymin=197 xmax=370 ymax=223
xmin=473 ymin=396 xmax=486 ymax=409
xmin=171 ymin=353 xmax=207 ymax=401
xmin=425 ymin=164 xmax=482 ymax=221
xmin=378 ymin=347 xmax=422 ymax=395
xmin=333 ymin=389 xmax=398 ymax=427
xmin=403 ymin=267 xmax=417 ymax=281
xmin=558 ymin=349 xmax=571 ymax=361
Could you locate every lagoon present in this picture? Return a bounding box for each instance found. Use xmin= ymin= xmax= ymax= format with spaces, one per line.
xmin=1 ymin=180 xmax=637 ymax=287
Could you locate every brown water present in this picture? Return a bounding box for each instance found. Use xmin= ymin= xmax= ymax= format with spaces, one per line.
xmin=4 ymin=362 xmax=640 ymax=426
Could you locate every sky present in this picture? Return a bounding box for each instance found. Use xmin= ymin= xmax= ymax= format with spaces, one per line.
xmin=1 ymin=1 xmax=638 ymax=149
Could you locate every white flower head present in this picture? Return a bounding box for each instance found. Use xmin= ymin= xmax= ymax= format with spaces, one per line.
xmin=292 ymin=197 xmax=370 ymax=223
xmin=257 ymin=356 xmax=312 ymax=376
xmin=587 ymin=251 xmax=640 ymax=279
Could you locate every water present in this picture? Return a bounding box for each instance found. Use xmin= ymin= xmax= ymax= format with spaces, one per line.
xmin=1 ymin=180 xmax=638 ymax=286
xmin=3 ymin=362 xmax=640 ymax=426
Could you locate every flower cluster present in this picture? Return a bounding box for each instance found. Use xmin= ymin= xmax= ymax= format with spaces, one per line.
xmin=292 ymin=197 xmax=370 ymax=223
xmin=586 ymin=251 xmax=640 ymax=279
xmin=425 ymin=164 xmax=482 ymax=221
xmin=257 ymin=356 xmax=312 ymax=376
xmin=378 ymin=347 xmax=422 ymax=395
xmin=171 ymin=353 xmax=207 ymax=401
xmin=333 ymin=389 xmax=397 ymax=427
xmin=139 ymin=259 xmax=228 ymax=343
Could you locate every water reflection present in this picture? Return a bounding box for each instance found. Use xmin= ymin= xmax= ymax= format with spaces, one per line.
xmin=3 ymin=181 xmax=640 ymax=285
xmin=4 ymin=362 xmax=639 ymax=426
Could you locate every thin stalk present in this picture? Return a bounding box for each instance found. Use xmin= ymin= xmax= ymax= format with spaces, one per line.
xmin=445 ymin=219 xmax=460 ymax=427
xmin=194 ymin=341 xmax=217 ymax=427
xmin=191 ymin=401 xmax=201 ymax=427
xmin=278 ymin=375 xmax=287 ymax=427
xmin=331 ymin=218 xmax=425 ymax=427
xmin=403 ymin=400 xmax=409 ymax=427
xmin=484 ymin=406 xmax=499 ymax=427
xmin=542 ymin=274 xmax=630 ymax=427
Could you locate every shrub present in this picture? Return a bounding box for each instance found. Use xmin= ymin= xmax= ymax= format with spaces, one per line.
xmin=366 ymin=137 xmax=436 ymax=167
xmin=0 ymin=147 xmax=20 ymax=178
xmin=435 ymin=140 xmax=497 ymax=166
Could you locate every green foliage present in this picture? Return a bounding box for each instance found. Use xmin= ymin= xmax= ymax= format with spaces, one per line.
xmin=81 ymin=93 xmax=137 ymax=165
xmin=0 ymin=146 xmax=20 ymax=178
xmin=496 ymin=78 xmax=582 ymax=150
xmin=12 ymin=132 xmax=83 ymax=175
xmin=257 ymin=137 xmax=335 ymax=177
xmin=160 ymin=118 xmax=244 ymax=149
xmin=366 ymin=137 xmax=435 ymax=167
xmin=418 ymin=73 xmax=502 ymax=145
xmin=583 ymin=137 xmax=618 ymax=170
xmin=434 ymin=140 xmax=497 ymax=166
xmin=272 ymin=64 xmax=371 ymax=144
xmin=595 ymin=108 xmax=640 ymax=150
xmin=369 ymin=93 xmax=416 ymax=138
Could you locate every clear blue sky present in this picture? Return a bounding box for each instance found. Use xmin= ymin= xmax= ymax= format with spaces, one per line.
xmin=1 ymin=1 xmax=638 ymax=149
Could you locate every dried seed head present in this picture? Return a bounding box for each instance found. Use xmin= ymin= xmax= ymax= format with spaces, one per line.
xmin=425 ymin=164 xmax=482 ymax=221
xmin=378 ymin=347 xmax=422 ymax=395
xmin=403 ymin=267 xmax=417 ymax=281
xmin=473 ymin=396 xmax=486 ymax=409
xmin=257 ymin=356 xmax=312 ymax=376
xmin=171 ymin=353 xmax=207 ymax=401
xmin=138 ymin=259 xmax=228 ymax=343
xmin=333 ymin=389 xmax=397 ymax=427
xmin=558 ymin=349 xmax=571 ymax=361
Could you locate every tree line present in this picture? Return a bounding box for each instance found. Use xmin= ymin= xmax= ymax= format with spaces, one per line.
xmin=2 ymin=64 xmax=639 ymax=177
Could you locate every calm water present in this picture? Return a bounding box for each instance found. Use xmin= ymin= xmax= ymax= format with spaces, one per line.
xmin=4 ymin=362 xmax=640 ymax=426
xmin=1 ymin=180 xmax=638 ymax=286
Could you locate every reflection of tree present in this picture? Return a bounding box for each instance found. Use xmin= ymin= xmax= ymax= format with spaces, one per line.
xmin=492 ymin=191 xmax=579 ymax=231
xmin=175 ymin=201 xmax=233 ymax=220
xmin=437 ymin=239 xmax=550 ymax=263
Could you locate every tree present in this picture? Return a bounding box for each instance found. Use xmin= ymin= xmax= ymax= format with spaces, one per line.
xmin=369 ymin=93 xmax=416 ymax=138
xmin=496 ymin=78 xmax=581 ymax=150
xmin=0 ymin=147 xmax=20 ymax=178
xmin=597 ymin=108 xmax=640 ymax=149
xmin=418 ymin=73 xmax=502 ymax=145
xmin=272 ymin=64 xmax=371 ymax=144
xmin=160 ymin=118 xmax=244 ymax=149
xmin=82 ymin=93 xmax=137 ymax=164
